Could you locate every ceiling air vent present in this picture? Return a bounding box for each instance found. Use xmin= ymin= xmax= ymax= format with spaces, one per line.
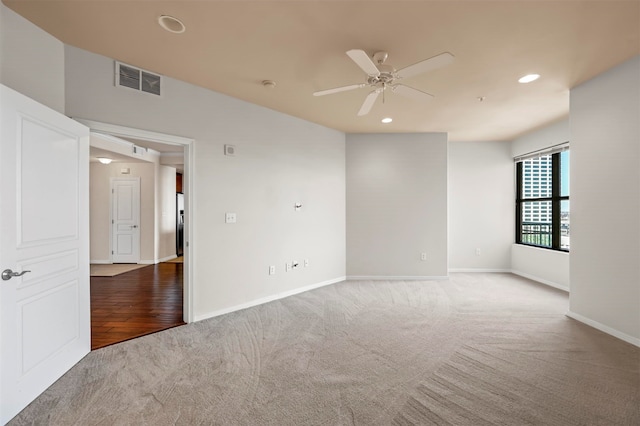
xmin=115 ymin=61 xmax=162 ymax=96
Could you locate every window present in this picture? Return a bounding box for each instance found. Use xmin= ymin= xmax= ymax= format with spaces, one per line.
xmin=515 ymin=149 xmax=570 ymax=251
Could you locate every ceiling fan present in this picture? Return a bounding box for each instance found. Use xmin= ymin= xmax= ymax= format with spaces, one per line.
xmin=313 ymin=49 xmax=454 ymax=116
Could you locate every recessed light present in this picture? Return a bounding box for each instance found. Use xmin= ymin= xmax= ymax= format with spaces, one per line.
xmin=381 ymin=117 xmax=393 ymax=124
xmin=97 ymin=157 xmax=112 ymax=165
xmin=518 ymin=74 xmax=540 ymax=83
xmin=158 ymin=15 xmax=186 ymax=34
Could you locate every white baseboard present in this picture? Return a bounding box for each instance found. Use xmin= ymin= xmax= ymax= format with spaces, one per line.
xmin=138 ymin=260 xmax=155 ymax=265
xmin=157 ymin=254 xmax=178 ymax=263
xmin=90 ymin=260 xmax=111 ymax=264
xmin=346 ymin=275 xmax=449 ymax=281
xmin=566 ymin=311 xmax=640 ymax=348
xmin=448 ymin=268 xmax=511 ymax=273
xmin=194 ymin=276 xmax=346 ymax=322
xmin=510 ymin=270 xmax=569 ymax=292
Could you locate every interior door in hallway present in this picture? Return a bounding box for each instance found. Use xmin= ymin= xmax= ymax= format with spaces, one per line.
xmin=111 ymin=177 xmax=140 ymax=263
xmin=0 ymin=84 xmax=90 ymax=424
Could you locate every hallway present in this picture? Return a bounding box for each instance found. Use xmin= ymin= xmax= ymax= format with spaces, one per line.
xmin=90 ymin=262 xmax=184 ymax=350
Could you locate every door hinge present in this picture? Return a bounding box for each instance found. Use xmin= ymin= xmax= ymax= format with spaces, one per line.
xmin=111 ymin=250 xmax=114 ymax=254
xmin=112 ymin=188 xmax=114 ymax=193
xmin=112 ymin=219 xmax=114 ymax=224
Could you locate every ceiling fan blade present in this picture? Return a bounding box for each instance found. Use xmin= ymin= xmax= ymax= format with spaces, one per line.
xmin=397 ymin=52 xmax=454 ymax=79
xmin=357 ymin=89 xmax=381 ymax=116
xmin=313 ymin=83 xmax=366 ymax=96
xmin=346 ymin=49 xmax=380 ymax=76
xmin=392 ymin=84 xmax=434 ymax=102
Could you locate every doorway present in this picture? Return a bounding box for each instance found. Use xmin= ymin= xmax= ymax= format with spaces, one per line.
xmin=81 ymin=119 xmax=194 ymax=348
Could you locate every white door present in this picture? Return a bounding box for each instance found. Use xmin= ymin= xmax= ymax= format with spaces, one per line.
xmin=111 ymin=178 xmax=140 ymax=263
xmin=0 ymin=85 xmax=90 ymax=423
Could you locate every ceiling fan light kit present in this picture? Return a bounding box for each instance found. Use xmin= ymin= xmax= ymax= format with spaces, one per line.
xmin=314 ymin=49 xmax=454 ymax=116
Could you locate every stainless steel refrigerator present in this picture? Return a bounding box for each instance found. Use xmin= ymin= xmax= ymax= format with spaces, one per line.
xmin=176 ymin=192 xmax=184 ymax=256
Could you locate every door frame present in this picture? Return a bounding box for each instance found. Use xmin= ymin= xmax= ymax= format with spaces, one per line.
xmin=78 ymin=119 xmax=195 ymax=323
xmin=110 ymin=177 xmax=141 ymax=264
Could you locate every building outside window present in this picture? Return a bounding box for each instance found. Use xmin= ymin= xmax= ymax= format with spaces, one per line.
xmin=515 ymin=147 xmax=569 ymax=251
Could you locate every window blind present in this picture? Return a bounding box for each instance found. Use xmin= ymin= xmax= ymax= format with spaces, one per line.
xmin=514 ymin=141 xmax=569 ymax=162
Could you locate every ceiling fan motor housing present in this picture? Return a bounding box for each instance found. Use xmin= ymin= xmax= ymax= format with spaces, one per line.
xmin=369 ymin=52 xmax=397 ymax=85
xmin=313 ymin=48 xmax=453 ymax=116
xmin=373 ymin=51 xmax=389 ymax=64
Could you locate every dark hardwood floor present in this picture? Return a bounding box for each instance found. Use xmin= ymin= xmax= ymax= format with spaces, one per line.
xmin=90 ymin=262 xmax=185 ymax=350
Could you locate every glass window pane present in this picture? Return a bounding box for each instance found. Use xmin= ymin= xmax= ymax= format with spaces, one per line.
xmin=561 ymin=200 xmax=570 ymax=250
xmin=521 ymin=155 xmax=553 ymax=199
xmin=561 ymin=150 xmax=570 ymax=197
xmin=521 ymin=201 xmax=552 ymax=247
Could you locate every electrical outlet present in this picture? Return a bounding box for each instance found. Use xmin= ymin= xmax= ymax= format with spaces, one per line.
xmin=420 ymin=252 xmax=427 ymax=261
xmin=304 ymin=259 xmax=309 ymax=267
xmin=269 ymin=265 xmax=275 ymax=275
xmin=475 ymin=248 xmax=481 ymax=256
xmin=285 ymin=262 xmax=292 ymax=272
xmin=225 ymin=212 xmax=237 ymax=224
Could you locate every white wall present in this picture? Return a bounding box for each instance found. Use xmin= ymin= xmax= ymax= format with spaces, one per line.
xmin=89 ymin=162 xmax=156 ymax=264
xmin=158 ymin=165 xmax=177 ymax=261
xmin=448 ymin=141 xmax=513 ymax=271
xmin=512 ymin=118 xmax=569 ymax=158
xmin=509 ymin=119 xmax=571 ymax=287
xmin=346 ymin=133 xmax=448 ymax=278
xmin=569 ymin=55 xmax=640 ymax=345
xmin=511 ymin=244 xmax=569 ymax=291
xmin=0 ymin=3 xmax=65 ymax=113
xmin=65 ymin=45 xmax=346 ymax=320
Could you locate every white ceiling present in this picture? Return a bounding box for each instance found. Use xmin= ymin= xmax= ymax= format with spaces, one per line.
xmin=89 ymin=146 xmax=146 ymax=164
xmin=5 ymin=0 xmax=639 ymax=142
xmin=89 ymin=133 xmax=184 ymax=172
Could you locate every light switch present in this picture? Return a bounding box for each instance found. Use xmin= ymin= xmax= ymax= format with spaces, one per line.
xmin=225 ymin=212 xmax=237 ymax=224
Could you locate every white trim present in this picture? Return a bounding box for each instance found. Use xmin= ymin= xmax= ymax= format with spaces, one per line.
xmin=511 ymin=269 xmax=569 ymax=292
xmin=346 ymin=275 xmax=449 ymax=281
xmin=566 ymin=311 xmax=640 ymax=348
xmin=76 ymin=119 xmax=193 ymax=146
xmin=448 ymin=268 xmax=511 ymax=273
xmin=89 ymin=259 xmax=111 ymax=264
xmin=138 ymin=260 xmax=155 ymax=265
xmin=157 ymin=254 xmax=178 ymax=263
xmin=90 ymin=132 xmax=134 ymax=148
xmin=194 ymin=277 xmax=346 ymax=322
xmin=76 ymin=119 xmax=196 ymax=323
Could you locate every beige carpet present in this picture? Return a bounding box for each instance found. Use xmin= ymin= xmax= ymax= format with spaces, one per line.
xmin=9 ymin=273 xmax=640 ymax=425
xmin=89 ymin=263 xmax=149 ymax=277
xmin=164 ymin=256 xmax=183 ymax=264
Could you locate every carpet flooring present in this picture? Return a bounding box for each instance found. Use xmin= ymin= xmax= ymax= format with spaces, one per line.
xmin=90 ymin=263 xmax=150 ymax=277
xmin=9 ymin=273 xmax=640 ymax=425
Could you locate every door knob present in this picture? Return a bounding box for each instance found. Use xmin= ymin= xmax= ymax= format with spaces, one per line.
xmin=2 ymin=269 xmax=31 ymax=281
xmin=132 ymin=225 xmax=138 ymax=228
